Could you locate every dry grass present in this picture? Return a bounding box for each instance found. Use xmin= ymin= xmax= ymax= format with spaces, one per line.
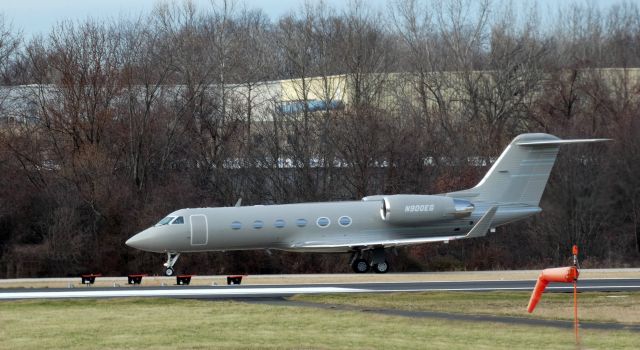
xmin=0 ymin=297 xmax=638 ymax=349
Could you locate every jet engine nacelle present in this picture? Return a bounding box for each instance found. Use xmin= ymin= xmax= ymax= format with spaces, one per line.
xmin=363 ymin=194 xmax=474 ymax=226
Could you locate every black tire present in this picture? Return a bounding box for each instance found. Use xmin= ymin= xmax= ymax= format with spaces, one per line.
xmin=373 ymin=261 xmax=389 ymax=273
xmin=164 ymin=267 xmax=174 ymax=276
xmin=351 ymin=258 xmax=369 ymax=273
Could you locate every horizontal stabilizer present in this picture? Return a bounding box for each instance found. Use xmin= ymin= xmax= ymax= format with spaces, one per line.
xmin=517 ymin=138 xmax=610 ymax=146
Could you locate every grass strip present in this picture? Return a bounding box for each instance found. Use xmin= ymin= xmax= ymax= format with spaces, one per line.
xmin=0 ymin=297 xmax=638 ymax=349
xmin=292 ymin=291 xmax=640 ymax=324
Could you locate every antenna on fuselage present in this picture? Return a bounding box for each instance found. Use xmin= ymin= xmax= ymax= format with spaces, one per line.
xmin=234 ymin=198 xmax=242 ymax=207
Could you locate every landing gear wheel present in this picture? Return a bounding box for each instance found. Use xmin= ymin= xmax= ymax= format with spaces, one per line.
xmin=352 ymin=258 xmax=370 ymax=273
xmin=373 ymin=260 xmax=389 ymax=273
xmin=163 ymin=252 xmax=180 ymax=276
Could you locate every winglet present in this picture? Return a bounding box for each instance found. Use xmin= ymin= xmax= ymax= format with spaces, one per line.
xmin=234 ymin=198 xmax=242 ymax=207
xmin=464 ymin=206 xmax=498 ymax=239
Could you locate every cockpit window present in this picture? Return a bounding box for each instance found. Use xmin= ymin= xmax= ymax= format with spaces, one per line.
xmin=155 ymin=216 xmax=175 ymax=226
xmin=171 ymin=216 xmax=184 ymax=224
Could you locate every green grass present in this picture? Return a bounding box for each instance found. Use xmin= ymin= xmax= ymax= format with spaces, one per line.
xmin=0 ymin=297 xmax=637 ymax=349
xmin=293 ymin=291 xmax=640 ymax=324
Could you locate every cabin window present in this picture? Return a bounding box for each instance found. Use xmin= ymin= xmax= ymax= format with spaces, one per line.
xmin=316 ymin=217 xmax=330 ymax=228
xmin=274 ymin=219 xmax=286 ymax=228
xmin=155 ymin=216 xmax=175 ymax=226
xmin=253 ymin=220 xmax=264 ymax=229
xmin=296 ymin=219 xmax=307 ymax=227
xmin=338 ymin=216 xmax=352 ymax=227
xmin=231 ymin=221 xmax=242 ymax=230
xmin=171 ymin=216 xmax=184 ymax=224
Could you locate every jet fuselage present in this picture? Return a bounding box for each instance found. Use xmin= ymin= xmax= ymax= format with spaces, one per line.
xmin=126 ymin=200 xmax=540 ymax=254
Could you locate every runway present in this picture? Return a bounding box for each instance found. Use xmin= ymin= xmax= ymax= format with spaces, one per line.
xmin=1 ymin=278 xmax=639 ymax=300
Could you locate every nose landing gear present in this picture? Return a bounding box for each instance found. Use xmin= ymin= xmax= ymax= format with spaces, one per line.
xmin=163 ymin=252 xmax=180 ymax=276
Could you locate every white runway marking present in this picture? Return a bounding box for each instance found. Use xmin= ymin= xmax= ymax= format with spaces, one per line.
xmin=363 ymin=285 xmax=640 ymax=293
xmin=0 ymin=287 xmax=365 ymax=300
xmin=1 ymin=283 xmax=638 ymax=300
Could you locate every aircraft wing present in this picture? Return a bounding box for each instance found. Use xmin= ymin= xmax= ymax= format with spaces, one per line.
xmin=291 ymin=206 xmax=498 ymax=249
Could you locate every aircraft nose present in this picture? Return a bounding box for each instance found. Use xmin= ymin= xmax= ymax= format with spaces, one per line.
xmin=126 ymin=229 xmax=155 ymax=251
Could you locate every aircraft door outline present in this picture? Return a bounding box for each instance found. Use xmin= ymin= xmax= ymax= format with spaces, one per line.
xmin=190 ymin=214 xmax=208 ymax=246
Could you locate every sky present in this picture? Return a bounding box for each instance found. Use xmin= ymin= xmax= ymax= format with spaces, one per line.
xmin=0 ymin=0 xmax=629 ymax=39
xmin=0 ymin=0 xmax=384 ymax=38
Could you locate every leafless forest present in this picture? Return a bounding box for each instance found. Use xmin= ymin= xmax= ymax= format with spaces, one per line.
xmin=0 ymin=0 xmax=639 ymax=277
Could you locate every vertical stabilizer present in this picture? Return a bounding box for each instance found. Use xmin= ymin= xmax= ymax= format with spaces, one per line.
xmin=447 ymin=133 xmax=608 ymax=205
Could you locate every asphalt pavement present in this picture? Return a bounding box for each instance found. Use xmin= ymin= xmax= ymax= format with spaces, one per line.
xmin=1 ymin=278 xmax=639 ymax=300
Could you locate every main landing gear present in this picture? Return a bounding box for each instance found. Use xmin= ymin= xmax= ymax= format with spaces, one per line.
xmin=350 ymin=248 xmax=390 ymax=274
xmin=163 ymin=252 xmax=180 ymax=276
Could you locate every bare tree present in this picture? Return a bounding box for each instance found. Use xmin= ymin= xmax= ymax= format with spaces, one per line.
xmin=0 ymin=14 xmax=20 ymax=84
xmin=2 ymin=0 xmax=640 ymax=276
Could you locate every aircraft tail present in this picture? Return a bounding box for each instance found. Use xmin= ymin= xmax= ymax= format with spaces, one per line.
xmin=447 ymin=133 xmax=609 ymax=206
